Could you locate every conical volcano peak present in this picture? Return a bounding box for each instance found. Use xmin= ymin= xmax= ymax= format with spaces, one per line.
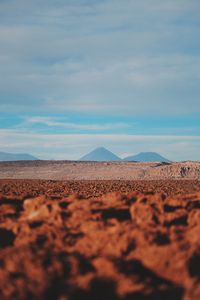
xmin=80 ymin=147 xmax=121 ymax=162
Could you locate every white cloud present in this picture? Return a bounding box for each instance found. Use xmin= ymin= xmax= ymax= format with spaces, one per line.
xmin=24 ymin=116 xmax=130 ymax=131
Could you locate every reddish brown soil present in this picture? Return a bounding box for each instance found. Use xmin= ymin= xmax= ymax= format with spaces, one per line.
xmin=0 ymin=180 xmax=200 ymax=300
xmin=1 ymin=179 xmax=200 ymax=199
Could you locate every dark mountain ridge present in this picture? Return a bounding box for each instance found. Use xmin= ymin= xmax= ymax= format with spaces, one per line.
xmin=0 ymin=151 xmax=38 ymax=161
xmin=123 ymin=152 xmax=170 ymax=162
xmin=80 ymin=148 xmax=170 ymax=162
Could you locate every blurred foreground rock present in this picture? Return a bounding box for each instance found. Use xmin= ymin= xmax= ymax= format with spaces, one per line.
xmin=0 ymin=182 xmax=200 ymax=299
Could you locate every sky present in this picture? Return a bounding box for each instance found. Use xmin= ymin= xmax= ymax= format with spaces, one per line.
xmin=0 ymin=0 xmax=200 ymax=160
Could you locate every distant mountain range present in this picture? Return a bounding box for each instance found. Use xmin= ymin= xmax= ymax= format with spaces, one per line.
xmin=80 ymin=147 xmax=121 ymax=161
xmin=0 ymin=148 xmax=170 ymax=162
xmin=0 ymin=151 xmax=38 ymax=161
xmin=80 ymin=147 xmax=170 ymax=162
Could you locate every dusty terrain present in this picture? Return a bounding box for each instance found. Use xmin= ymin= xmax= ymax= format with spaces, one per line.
xmin=0 ymin=160 xmax=200 ymax=180
xmin=0 ymin=179 xmax=200 ymax=299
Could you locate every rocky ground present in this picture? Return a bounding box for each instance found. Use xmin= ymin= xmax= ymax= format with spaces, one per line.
xmin=0 ymin=160 xmax=200 ymax=180
xmin=0 ymin=180 xmax=200 ymax=299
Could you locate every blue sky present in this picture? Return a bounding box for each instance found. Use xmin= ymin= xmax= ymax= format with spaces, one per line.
xmin=0 ymin=0 xmax=200 ymax=160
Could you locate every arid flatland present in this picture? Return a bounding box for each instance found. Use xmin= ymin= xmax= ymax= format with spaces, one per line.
xmin=0 ymin=160 xmax=200 ymax=180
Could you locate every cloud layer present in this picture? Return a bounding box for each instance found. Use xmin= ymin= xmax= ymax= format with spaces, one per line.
xmin=0 ymin=0 xmax=200 ymax=115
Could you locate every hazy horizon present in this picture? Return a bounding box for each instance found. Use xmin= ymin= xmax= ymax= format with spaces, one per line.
xmin=0 ymin=0 xmax=199 ymax=161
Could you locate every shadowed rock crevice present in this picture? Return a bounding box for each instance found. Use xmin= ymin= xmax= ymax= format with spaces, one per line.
xmin=188 ymin=250 xmax=200 ymax=280
xmin=164 ymin=215 xmax=188 ymax=227
xmin=153 ymin=231 xmax=170 ymax=245
xmin=0 ymin=228 xmax=16 ymax=248
xmin=92 ymin=208 xmax=131 ymax=222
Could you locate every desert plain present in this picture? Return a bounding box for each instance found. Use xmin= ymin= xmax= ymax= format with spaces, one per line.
xmin=0 ymin=161 xmax=200 ymax=300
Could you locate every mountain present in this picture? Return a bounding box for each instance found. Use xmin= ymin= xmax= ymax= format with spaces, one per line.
xmin=124 ymin=152 xmax=170 ymax=162
xmin=0 ymin=151 xmax=38 ymax=161
xmin=80 ymin=147 xmax=121 ymax=161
